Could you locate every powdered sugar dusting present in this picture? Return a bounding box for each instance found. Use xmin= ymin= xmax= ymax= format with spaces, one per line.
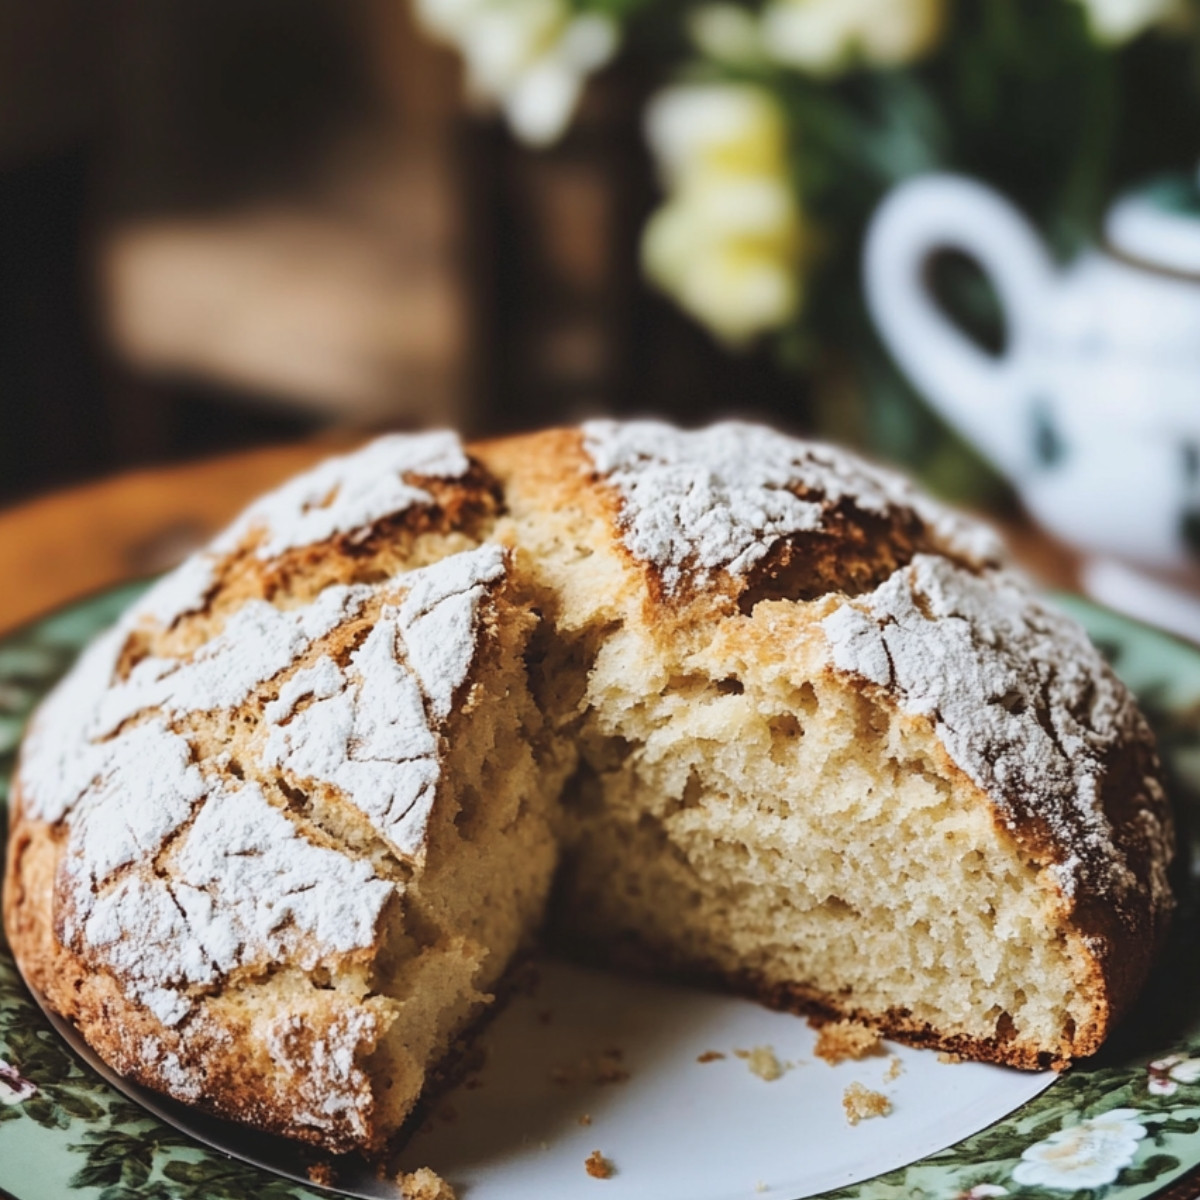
xmin=212 ymin=432 xmax=470 ymax=560
xmin=63 ymin=719 xmax=207 ymax=889
xmin=128 ymin=552 xmax=219 ymax=630
xmin=582 ymin=419 xmax=1002 ymax=591
xmin=263 ymin=544 xmax=508 ymax=857
xmin=398 ymin=541 xmax=508 ymax=719
xmin=139 ymin=1036 xmax=203 ymax=1103
xmin=821 ymin=556 xmax=1170 ymax=911
xmin=27 ymin=538 xmax=505 ymax=1032
xmin=18 ymin=625 xmax=128 ymax=824
xmin=263 ymin=656 xmax=343 ymax=724
xmin=171 ymin=786 xmax=390 ymax=965
xmin=265 ymin=1008 xmax=378 ymax=1137
xmin=263 ymin=617 xmax=439 ymax=858
xmin=70 ymin=773 xmax=391 ymax=1026
xmin=93 ymin=584 xmax=370 ymax=736
xmin=21 ymin=584 xmax=370 ymax=826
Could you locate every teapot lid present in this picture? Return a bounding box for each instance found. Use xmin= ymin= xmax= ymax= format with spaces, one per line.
xmin=1105 ymin=171 xmax=1200 ymax=277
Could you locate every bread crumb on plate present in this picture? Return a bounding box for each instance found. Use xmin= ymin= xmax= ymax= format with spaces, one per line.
xmin=697 ymin=1050 xmax=726 ymax=1063
xmin=396 ymin=1166 xmax=457 ymax=1200
xmin=585 ymin=1150 xmax=615 ymax=1179
xmin=306 ymin=1162 xmax=336 ymax=1186
xmin=735 ymin=1046 xmax=785 ymax=1081
xmin=883 ymin=1055 xmax=903 ymax=1082
xmin=814 ymin=1020 xmax=883 ymax=1065
xmin=842 ymin=1082 xmax=892 ymax=1125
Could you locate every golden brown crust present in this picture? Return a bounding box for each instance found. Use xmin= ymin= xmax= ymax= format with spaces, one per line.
xmin=751 ymin=974 xmax=1097 ymax=1073
xmin=2 ymin=421 xmax=1175 ymax=1158
xmin=4 ymin=788 xmax=386 ymax=1153
xmin=869 ymin=671 xmax=1168 ymax=1059
xmin=812 ymin=1019 xmax=884 ymax=1065
xmin=549 ymin=921 xmax=1106 ymax=1073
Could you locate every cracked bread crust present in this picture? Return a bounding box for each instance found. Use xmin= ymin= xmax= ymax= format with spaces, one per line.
xmin=479 ymin=425 xmax=1172 ymax=940
xmin=4 ymin=564 xmax=526 ymax=1152
xmin=3 ymin=420 xmax=1176 ymax=1154
xmin=5 ymin=806 xmax=385 ymax=1150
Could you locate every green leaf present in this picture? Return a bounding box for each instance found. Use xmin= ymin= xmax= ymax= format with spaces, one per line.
xmin=1120 ymin=1153 xmax=1181 ymax=1185
xmin=56 ymin=1089 xmax=109 ymax=1121
xmin=70 ymin=1158 xmax=125 ymax=1189
xmin=19 ymin=1095 xmax=70 ymax=1130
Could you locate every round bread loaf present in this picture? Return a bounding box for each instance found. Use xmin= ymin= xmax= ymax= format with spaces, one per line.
xmin=2 ymin=421 xmax=1174 ymax=1155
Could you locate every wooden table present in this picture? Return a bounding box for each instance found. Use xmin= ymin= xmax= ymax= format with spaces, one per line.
xmin=1 ymin=441 xmax=1197 ymax=1200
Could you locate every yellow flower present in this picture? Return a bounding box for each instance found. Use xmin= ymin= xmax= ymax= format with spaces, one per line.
xmin=646 ymin=209 xmax=800 ymax=343
xmin=642 ymin=84 xmax=803 ymax=344
xmin=646 ymin=84 xmax=791 ymax=185
xmin=762 ymin=0 xmax=946 ymax=74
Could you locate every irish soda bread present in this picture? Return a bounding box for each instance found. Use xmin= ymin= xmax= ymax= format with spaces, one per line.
xmin=3 ymin=421 xmax=1173 ymax=1154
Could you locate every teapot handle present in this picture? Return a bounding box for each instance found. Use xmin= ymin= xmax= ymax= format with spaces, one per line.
xmin=863 ymin=174 xmax=1055 ymax=480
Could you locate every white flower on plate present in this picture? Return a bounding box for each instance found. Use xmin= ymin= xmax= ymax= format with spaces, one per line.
xmin=413 ymin=0 xmax=618 ymax=145
xmin=1073 ymin=0 xmax=1186 ymax=43
xmin=1010 ymin=1108 xmax=1148 ymax=1191
xmin=0 ymin=1058 xmax=36 ymax=1105
xmin=1148 ymin=1053 xmax=1200 ymax=1095
xmin=641 ymin=83 xmax=802 ymax=344
xmin=761 ymin=0 xmax=945 ymax=74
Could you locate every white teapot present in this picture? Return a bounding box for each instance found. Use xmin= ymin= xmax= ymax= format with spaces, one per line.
xmin=864 ymin=172 xmax=1200 ymax=642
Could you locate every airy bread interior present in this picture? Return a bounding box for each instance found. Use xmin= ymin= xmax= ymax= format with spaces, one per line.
xmin=553 ymin=616 xmax=1100 ymax=1061
xmin=490 ymin=458 xmax=1102 ymax=1088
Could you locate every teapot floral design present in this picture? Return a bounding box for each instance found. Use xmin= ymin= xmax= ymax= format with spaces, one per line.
xmin=865 ymin=171 xmax=1200 ymax=641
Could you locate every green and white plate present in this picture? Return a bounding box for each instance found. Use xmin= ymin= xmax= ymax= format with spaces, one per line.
xmin=2 ymin=586 xmax=1200 ymax=1200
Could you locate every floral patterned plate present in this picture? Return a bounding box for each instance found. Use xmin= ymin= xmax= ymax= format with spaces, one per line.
xmin=2 ymin=585 xmax=1200 ymax=1200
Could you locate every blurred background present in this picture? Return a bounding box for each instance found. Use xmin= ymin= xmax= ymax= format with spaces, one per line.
xmin=0 ymin=0 xmax=797 ymax=508
xmin=4 ymin=0 xmax=1200 ymax=634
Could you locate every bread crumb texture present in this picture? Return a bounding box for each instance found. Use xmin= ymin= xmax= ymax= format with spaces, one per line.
xmin=843 ymin=1083 xmax=892 ymax=1126
xmin=814 ymin=1020 xmax=884 ymax=1065
xmin=697 ymin=1050 xmax=726 ymax=1063
xmin=306 ymin=1162 xmax=336 ymax=1187
xmin=396 ymin=1166 xmax=457 ymax=1200
xmin=2 ymin=420 xmax=1174 ymax=1156
xmin=585 ymin=1150 xmax=615 ymax=1179
xmin=736 ymin=1046 xmax=785 ymax=1081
